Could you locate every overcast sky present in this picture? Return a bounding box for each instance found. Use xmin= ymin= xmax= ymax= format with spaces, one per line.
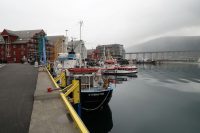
xmin=1 ymin=0 xmax=200 ymax=49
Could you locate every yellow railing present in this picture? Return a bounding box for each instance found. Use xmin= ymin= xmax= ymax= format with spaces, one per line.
xmin=45 ymin=67 xmax=89 ymax=133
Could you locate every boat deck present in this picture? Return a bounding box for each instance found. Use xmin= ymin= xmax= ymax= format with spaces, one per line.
xmin=81 ymin=86 xmax=113 ymax=92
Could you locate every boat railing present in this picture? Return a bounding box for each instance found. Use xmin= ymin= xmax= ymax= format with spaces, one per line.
xmin=45 ymin=67 xmax=89 ymax=133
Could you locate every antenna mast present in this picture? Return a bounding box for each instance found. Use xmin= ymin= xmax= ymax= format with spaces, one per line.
xmin=79 ymin=21 xmax=83 ymax=40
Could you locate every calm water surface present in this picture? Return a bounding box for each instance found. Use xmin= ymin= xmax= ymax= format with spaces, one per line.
xmin=82 ymin=63 xmax=200 ymax=133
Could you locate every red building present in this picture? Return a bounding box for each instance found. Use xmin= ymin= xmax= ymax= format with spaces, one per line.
xmin=0 ymin=29 xmax=53 ymax=63
xmin=87 ymin=49 xmax=100 ymax=60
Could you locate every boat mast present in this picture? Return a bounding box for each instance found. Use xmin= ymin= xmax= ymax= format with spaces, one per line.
xmin=79 ymin=21 xmax=83 ymax=67
xmin=65 ymin=30 xmax=68 ymax=52
xmin=79 ymin=21 xmax=83 ymax=41
xmin=104 ymin=45 xmax=106 ymax=60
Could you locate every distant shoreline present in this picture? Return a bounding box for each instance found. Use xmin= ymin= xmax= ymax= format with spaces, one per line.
xmin=162 ymin=61 xmax=200 ymax=64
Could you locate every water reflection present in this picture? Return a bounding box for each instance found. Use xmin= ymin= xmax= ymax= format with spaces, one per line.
xmin=83 ymin=63 xmax=200 ymax=133
xmin=81 ymin=75 xmax=138 ymax=132
xmin=137 ymin=63 xmax=200 ymax=84
xmin=103 ymin=75 xmax=137 ymax=85
xmin=136 ymin=63 xmax=200 ymax=93
xmin=81 ymin=105 xmax=113 ymax=133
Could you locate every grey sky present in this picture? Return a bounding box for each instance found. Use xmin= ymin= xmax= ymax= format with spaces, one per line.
xmin=1 ymin=0 xmax=200 ymax=49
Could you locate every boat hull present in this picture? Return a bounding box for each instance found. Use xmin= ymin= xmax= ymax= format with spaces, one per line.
xmin=102 ymin=70 xmax=137 ymax=76
xmin=81 ymin=88 xmax=113 ymax=111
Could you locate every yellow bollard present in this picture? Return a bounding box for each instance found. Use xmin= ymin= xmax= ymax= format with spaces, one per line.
xmin=60 ymin=71 xmax=67 ymax=88
xmin=72 ymin=80 xmax=80 ymax=104
xmin=47 ymin=63 xmax=51 ymax=71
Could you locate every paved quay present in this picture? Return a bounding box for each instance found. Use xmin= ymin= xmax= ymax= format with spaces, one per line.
xmin=29 ymin=67 xmax=78 ymax=133
xmin=0 ymin=64 xmax=5 ymax=68
xmin=0 ymin=64 xmax=38 ymax=133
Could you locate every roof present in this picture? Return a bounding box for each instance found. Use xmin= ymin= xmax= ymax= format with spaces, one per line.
xmin=0 ymin=29 xmax=45 ymax=44
xmin=3 ymin=29 xmax=18 ymax=36
xmin=47 ymin=35 xmax=65 ymax=45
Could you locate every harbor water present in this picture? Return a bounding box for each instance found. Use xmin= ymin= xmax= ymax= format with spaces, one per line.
xmin=82 ymin=63 xmax=200 ymax=133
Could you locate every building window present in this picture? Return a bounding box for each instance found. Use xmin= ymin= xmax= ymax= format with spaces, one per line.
xmin=7 ymin=51 xmax=10 ymax=57
xmin=5 ymin=39 xmax=11 ymax=44
xmin=13 ymin=51 xmax=16 ymax=55
xmin=13 ymin=58 xmax=16 ymax=62
xmin=6 ymin=45 xmax=9 ymax=50
xmin=13 ymin=45 xmax=16 ymax=48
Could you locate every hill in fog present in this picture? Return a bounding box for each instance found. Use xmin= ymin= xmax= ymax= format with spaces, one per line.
xmin=126 ymin=36 xmax=200 ymax=52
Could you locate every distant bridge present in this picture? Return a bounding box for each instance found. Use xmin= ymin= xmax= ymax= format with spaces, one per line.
xmin=125 ymin=50 xmax=200 ymax=62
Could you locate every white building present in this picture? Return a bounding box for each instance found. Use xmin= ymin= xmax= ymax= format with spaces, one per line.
xmin=67 ymin=40 xmax=87 ymax=59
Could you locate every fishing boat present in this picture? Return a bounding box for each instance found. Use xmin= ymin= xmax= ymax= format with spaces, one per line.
xmin=102 ymin=65 xmax=138 ymax=76
xmin=54 ymin=46 xmax=113 ymax=111
xmin=100 ymin=47 xmax=138 ymax=76
xmin=67 ymin=68 xmax=114 ymax=111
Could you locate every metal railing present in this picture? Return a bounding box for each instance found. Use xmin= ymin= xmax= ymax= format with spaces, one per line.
xmin=45 ymin=67 xmax=89 ymax=133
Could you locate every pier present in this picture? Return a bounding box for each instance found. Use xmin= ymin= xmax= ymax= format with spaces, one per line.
xmin=29 ymin=67 xmax=79 ymax=133
xmin=0 ymin=64 xmax=88 ymax=133
xmin=125 ymin=50 xmax=200 ymax=62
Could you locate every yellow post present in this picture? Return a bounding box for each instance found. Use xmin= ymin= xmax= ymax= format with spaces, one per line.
xmin=45 ymin=67 xmax=89 ymax=133
xmin=47 ymin=63 xmax=51 ymax=71
xmin=72 ymin=80 xmax=80 ymax=104
xmin=60 ymin=71 xmax=67 ymax=88
xmin=54 ymin=71 xmax=67 ymax=88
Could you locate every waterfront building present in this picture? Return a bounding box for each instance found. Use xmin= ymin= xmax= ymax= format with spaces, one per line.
xmin=47 ymin=35 xmax=66 ymax=62
xmin=67 ymin=40 xmax=87 ymax=59
xmin=96 ymin=44 xmax=125 ymax=60
xmin=87 ymin=49 xmax=100 ymax=60
xmin=0 ymin=29 xmax=52 ymax=63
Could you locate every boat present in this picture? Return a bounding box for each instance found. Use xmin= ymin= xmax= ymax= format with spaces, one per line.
xmin=81 ymin=105 xmax=113 ymax=132
xmin=100 ymin=47 xmax=138 ymax=76
xmin=53 ymin=46 xmax=113 ymax=111
xmin=102 ymin=65 xmax=138 ymax=76
xmin=101 ymin=57 xmax=138 ymax=76
xmin=67 ymin=68 xmax=114 ymax=111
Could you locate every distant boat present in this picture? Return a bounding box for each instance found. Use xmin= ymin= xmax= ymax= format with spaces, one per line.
xmin=100 ymin=47 xmax=138 ymax=76
xmin=102 ymin=65 xmax=137 ymax=76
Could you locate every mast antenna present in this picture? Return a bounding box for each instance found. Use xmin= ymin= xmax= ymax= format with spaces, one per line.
xmin=79 ymin=21 xmax=83 ymax=40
